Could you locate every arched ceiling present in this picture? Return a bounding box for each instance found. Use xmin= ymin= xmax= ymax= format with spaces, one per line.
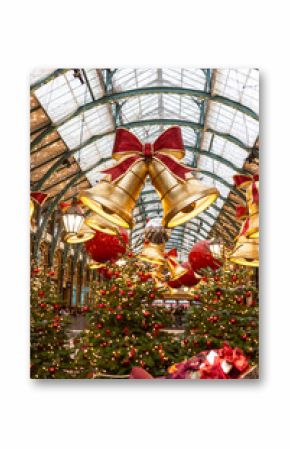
xmin=30 ymin=68 xmax=259 ymax=260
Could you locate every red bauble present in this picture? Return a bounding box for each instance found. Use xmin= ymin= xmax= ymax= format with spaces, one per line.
xmin=105 ymin=329 xmax=111 ymax=335
xmin=116 ymin=314 xmax=122 ymax=320
xmin=149 ymin=293 xmax=155 ymax=299
xmin=48 ymin=367 xmax=56 ymax=374
xmin=189 ymin=240 xmax=222 ymax=272
xmin=85 ymin=228 xmax=128 ymax=263
xmin=39 ymin=302 xmax=46 ymax=309
xmin=246 ymin=290 xmax=252 ymax=297
xmin=232 ymin=274 xmax=238 ymax=282
xmin=38 ymin=291 xmax=45 ymax=298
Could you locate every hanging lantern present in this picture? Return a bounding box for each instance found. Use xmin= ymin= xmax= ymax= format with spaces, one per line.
xmin=62 ymin=198 xmax=84 ymax=235
xmin=189 ymin=240 xmax=222 ymax=272
xmin=84 ymin=214 xmax=119 ymax=235
xmin=139 ymin=242 xmax=166 ymax=265
xmin=209 ymin=239 xmax=223 ymax=259
xmin=64 ymin=223 xmax=95 ymax=244
xmin=230 ymin=236 xmax=259 ymax=267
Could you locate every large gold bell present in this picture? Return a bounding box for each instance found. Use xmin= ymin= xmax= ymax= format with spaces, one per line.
xmin=84 ymin=214 xmax=119 ymax=235
xmin=167 ymin=258 xmax=188 ymax=281
xmin=79 ymin=160 xmax=147 ymax=229
xmin=244 ymin=180 xmax=259 ymax=239
xmin=148 ymin=159 xmax=219 ymax=228
xmin=230 ymin=236 xmax=259 ymax=267
xmin=64 ymin=223 xmax=95 ymax=244
xmin=139 ymin=242 xmax=166 ymax=265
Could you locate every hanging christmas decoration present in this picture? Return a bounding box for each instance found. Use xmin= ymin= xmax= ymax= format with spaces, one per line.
xmin=61 ymin=198 xmax=84 ymax=236
xmin=84 ymin=228 xmax=128 ymax=263
xmin=189 ymin=240 xmax=222 ymax=272
xmin=144 ymin=217 xmax=171 ymax=244
xmin=79 ymin=127 xmax=219 ymax=229
xmin=84 ymin=214 xmax=119 ymax=235
xmin=30 ymin=191 xmax=48 ymax=220
xmin=165 ymin=248 xmax=188 ymax=280
xmin=64 ymin=223 xmax=95 ymax=244
xmin=139 ymin=241 xmax=166 ymax=265
xmin=230 ymin=236 xmax=259 ymax=267
xmin=233 ymin=173 xmax=259 ymax=240
xmin=168 ymin=261 xmax=200 ymax=288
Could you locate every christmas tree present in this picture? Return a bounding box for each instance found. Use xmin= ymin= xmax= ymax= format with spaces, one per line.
xmin=75 ymin=253 xmax=183 ymax=378
xmin=30 ymin=267 xmax=74 ymax=378
xmin=182 ymin=264 xmax=259 ymax=363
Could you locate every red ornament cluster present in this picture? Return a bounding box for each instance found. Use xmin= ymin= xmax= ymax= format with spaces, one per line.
xmin=85 ymin=228 xmax=128 ymax=263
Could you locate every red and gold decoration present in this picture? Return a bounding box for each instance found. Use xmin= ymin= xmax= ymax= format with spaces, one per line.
xmin=30 ymin=191 xmax=48 ymax=220
xmin=233 ymin=173 xmax=259 ymax=240
xmin=230 ymin=173 xmax=259 ymax=267
xmin=84 ymin=228 xmax=128 ymax=263
xmin=84 ymin=213 xmax=119 ymax=235
xmin=168 ymin=261 xmax=200 ymax=288
xmin=139 ymin=241 xmax=166 ymax=265
xmin=64 ymin=223 xmax=95 ymax=244
xmin=189 ymin=240 xmax=222 ymax=272
xmin=165 ymin=248 xmax=188 ymax=280
xmin=230 ymin=235 xmax=259 ymax=267
xmin=79 ymin=127 xmax=219 ymax=229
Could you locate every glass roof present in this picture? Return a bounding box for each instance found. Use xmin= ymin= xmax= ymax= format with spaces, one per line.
xmin=31 ymin=68 xmax=259 ymax=260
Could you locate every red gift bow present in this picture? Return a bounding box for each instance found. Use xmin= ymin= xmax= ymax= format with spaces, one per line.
xmin=164 ymin=248 xmax=179 ymax=267
xmin=102 ymin=127 xmax=193 ymax=182
xmin=233 ymin=174 xmax=259 ymax=205
xmin=30 ymin=191 xmax=48 ymax=206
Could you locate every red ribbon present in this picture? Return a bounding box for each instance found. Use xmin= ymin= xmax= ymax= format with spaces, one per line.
xmin=102 ymin=127 xmax=193 ymax=182
xmin=240 ymin=217 xmax=250 ymax=236
xmin=165 ymin=248 xmax=178 ymax=267
xmin=236 ymin=205 xmax=248 ymax=219
xmin=30 ymin=191 xmax=48 ymax=206
xmin=233 ymin=173 xmax=259 ymax=205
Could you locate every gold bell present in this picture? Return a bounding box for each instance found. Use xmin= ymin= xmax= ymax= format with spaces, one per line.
xmin=79 ymin=160 xmax=147 ymax=229
xmin=88 ymin=262 xmax=105 ymax=270
xmin=167 ymin=258 xmax=188 ymax=281
xmin=148 ymin=159 xmax=219 ymax=228
xmin=84 ymin=214 xmax=119 ymax=235
xmin=139 ymin=242 xmax=166 ymax=265
xmin=230 ymin=236 xmax=259 ymax=267
xmin=244 ymin=180 xmax=259 ymax=239
xmin=64 ymin=223 xmax=95 ymax=244
xmin=30 ymin=199 xmax=35 ymax=220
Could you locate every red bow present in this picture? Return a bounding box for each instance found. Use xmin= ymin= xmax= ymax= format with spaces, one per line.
xmin=233 ymin=174 xmax=259 ymax=205
xmin=30 ymin=191 xmax=48 ymax=206
xmin=236 ymin=205 xmax=248 ymax=219
xmin=102 ymin=127 xmax=193 ymax=182
xmin=165 ymin=248 xmax=178 ymax=267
